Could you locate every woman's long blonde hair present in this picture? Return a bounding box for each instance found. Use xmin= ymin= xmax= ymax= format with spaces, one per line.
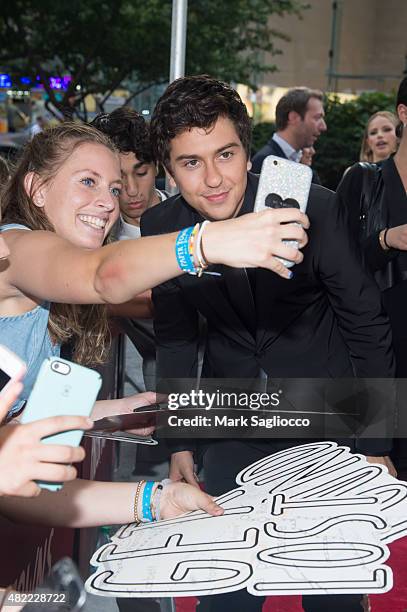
xmin=359 ymin=111 xmax=399 ymax=162
xmin=1 ymin=122 xmax=118 ymax=365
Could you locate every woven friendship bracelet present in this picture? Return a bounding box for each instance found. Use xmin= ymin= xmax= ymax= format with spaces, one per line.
xmin=188 ymin=223 xmax=200 ymax=262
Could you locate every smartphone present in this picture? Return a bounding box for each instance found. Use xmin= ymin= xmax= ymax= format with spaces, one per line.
xmin=21 ymin=357 xmax=102 ymax=491
xmin=0 ymin=344 xmax=26 ymax=397
xmin=253 ymin=155 xmax=312 ymax=267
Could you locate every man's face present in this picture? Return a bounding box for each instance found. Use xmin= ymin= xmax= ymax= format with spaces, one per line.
xmin=119 ymin=152 xmax=158 ymax=226
xmin=295 ymin=97 xmax=327 ymax=149
xmin=167 ymin=116 xmax=250 ymax=221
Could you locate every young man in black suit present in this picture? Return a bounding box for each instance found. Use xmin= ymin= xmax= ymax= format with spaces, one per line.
xmin=251 ymin=87 xmax=326 ymax=183
xmin=141 ymin=75 xmax=395 ymax=612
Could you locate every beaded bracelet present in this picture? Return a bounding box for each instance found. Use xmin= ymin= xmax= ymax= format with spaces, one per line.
xmin=150 ymin=483 xmax=163 ymax=521
xmin=133 ymin=480 xmax=145 ymax=524
xmin=154 ymin=478 xmax=172 ymax=522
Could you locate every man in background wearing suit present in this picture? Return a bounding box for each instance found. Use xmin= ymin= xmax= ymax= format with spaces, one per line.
xmin=251 ymin=87 xmax=327 ymax=183
xmin=141 ymin=75 xmax=394 ymax=612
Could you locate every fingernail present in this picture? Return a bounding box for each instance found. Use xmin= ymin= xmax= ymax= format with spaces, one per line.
xmin=287 ymin=271 xmax=293 ymax=279
xmin=86 ymin=418 xmax=94 ymax=426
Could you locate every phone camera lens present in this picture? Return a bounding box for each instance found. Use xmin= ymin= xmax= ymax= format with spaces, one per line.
xmin=273 ymin=160 xmax=278 ymax=166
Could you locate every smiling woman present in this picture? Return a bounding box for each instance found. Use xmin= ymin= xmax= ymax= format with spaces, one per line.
xmin=0 ymin=122 xmax=308 ymax=417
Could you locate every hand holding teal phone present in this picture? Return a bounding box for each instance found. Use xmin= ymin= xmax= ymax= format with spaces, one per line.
xmin=21 ymin=357 xmax=102 ymax=491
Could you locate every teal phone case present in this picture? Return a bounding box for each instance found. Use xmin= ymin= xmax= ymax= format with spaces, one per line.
xmin=21 ymin=357 xmax=102 ymax=491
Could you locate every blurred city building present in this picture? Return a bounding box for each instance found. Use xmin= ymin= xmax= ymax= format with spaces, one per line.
xmin=240 ymin=0 xmax=407 ymax=122
xmin=1 ymin=0 xmax=406 ymax=131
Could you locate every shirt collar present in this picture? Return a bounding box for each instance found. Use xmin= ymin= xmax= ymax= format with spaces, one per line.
xmin=118 ymin=217 xmax=141 ymax=240
xmin=272 ymin=133 xmax=302 ymax=163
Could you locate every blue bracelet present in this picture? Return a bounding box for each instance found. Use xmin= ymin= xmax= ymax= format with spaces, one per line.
xmin=142 ymin=481 xmax=155 ymax=522
xmin=175 ymin=226 xmax=196 ymax=273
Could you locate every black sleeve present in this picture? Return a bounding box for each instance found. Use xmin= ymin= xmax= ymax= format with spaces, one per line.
xmin=363 ymin=232 xmax=398 ymax=272
xmin=317 ymin=190 xmax=395 ymax=455
xmin=152 ymin=281 xmax=200 ymax=455
xmin=141 ymin=210 xmax=200 ymax=455
xmin=336 ymin=165 xmax=398 ymax=272
xmin=152 ymin=281 xmax=200 ymax=381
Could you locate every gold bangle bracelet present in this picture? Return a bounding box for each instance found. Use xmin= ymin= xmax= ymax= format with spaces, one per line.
xmin=379 ymin=229 xmax=389 ymax=251
xmin=133 ymin=480 xmax=145 ymax=524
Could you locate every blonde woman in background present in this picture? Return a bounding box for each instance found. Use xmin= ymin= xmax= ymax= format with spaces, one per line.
xmin=360 ymin=110 xmax=399 ymax=163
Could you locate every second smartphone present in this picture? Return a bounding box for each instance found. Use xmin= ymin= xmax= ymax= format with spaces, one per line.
xmin=21 ymin=357 xmax=102 ymax=491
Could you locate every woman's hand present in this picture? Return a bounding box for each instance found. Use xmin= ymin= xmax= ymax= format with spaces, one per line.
xmin=365 ymin=455 xmax=397 ymax=478
xmin=0 ymin=381 xmax=92 ymax=497
xmin=0 ymin=378 xmax=24 ymax=424
xmin=385 ymin=225 xmax=407 ymax=250
xmin=203 ymin=208 xmax=309 ymax=279
xmin=119 ymin=392 xmax=156 ymax=436
xmin=159 ymin=481 xmax=224 ymax=520
xmin=91 ymin=393 xmax=156 ymax=436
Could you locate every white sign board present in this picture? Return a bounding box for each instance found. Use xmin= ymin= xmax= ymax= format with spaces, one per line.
xmin=86 ymin=442 xmax=407 ymax=598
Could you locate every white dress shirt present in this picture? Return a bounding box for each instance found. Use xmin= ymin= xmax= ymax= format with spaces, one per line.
xmin=272 ymin=133 xmax=302 ymax=163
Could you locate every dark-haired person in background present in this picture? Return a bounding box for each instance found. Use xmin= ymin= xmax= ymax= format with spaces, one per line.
xmin=92 ymin=107 xmax=167 ymax=242
xmin=337 ymin=76 xmax=407 ymax=472
xmin=251 ymin=87 xmax=326 ymax=184
xmin=92 ymin=107 xmax=168 ymax=390
xmin=142 ymin=74 xmax=395 ymax=612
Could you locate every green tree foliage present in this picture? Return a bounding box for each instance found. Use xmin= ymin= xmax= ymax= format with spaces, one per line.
xmin=251 ymin=91 xmax=396 ymax=189
xmin=0 ymin=0 xmax=306 ymax=119
xmin=251 ymin=120 xmax=276 ymax=155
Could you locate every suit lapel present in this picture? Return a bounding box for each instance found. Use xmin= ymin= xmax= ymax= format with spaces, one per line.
xmin=269 ymin=139 xmax=288 ymax=159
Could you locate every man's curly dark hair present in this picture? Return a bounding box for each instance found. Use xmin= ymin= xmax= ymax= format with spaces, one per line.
xmin=91 ymin=107 xmax=154 ymax=164
xmin=150 ymin=75 xmax=252 ymax=170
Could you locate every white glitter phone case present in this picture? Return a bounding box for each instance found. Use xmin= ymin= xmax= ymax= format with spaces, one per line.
xmin=253 ymin=155 xmax=312 ymax=267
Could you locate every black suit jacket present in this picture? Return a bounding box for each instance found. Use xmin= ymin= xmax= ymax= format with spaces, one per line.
xmin=141 ymin=173 xmax=395 ymax=454
xmin=251 ymin=135 xmax=321 ymax=184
